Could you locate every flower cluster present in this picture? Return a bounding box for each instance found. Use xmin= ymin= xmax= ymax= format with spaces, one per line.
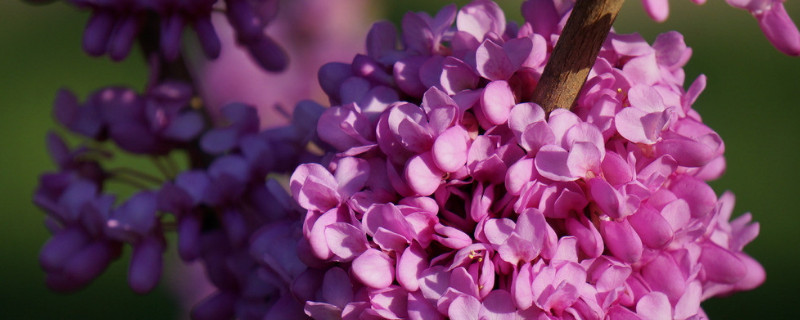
xmin=64 ymin=0 xmax=288 ymax=71
xmin=34 ymin=81 xmax=324 ymax=318
xmin=289 ymin=0 xmax=764 ymax=318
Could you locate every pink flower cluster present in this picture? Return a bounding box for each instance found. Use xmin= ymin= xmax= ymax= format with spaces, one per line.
xmin=288 ymin=0 xmax=764 ymax=319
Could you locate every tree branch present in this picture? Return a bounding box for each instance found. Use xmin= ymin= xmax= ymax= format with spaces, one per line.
xmin=531 ymin=0 xmax=625 ymax=115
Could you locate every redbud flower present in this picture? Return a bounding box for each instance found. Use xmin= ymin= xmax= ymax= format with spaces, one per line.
xmin=290 ymin=0 xmax=765 ymax=318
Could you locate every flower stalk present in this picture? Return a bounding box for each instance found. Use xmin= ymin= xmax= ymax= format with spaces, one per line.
xmin=532 ymin=0 xmax=625 ymax=114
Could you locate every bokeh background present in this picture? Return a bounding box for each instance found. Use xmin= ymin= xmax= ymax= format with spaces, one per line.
xmin=1 ymin=0 xmax=798 ymax=318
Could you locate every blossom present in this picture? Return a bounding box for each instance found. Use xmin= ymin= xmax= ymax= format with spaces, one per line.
xmin=290 ymin=0 xmax=764 ymax=318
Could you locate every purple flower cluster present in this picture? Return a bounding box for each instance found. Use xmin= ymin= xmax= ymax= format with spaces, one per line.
xmin=66 ymin=0 xmax=288 ymax=71
xmin=35 ymin=80 xmax=324 ymax=318
xmin=289 ymin=0 xmax=764 ymax=318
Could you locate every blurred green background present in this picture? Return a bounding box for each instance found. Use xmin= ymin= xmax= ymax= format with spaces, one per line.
xmin=1 ymin=0 xmax=798 ymax=319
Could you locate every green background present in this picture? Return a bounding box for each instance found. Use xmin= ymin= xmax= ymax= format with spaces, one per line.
xmin=1 ymin=0 xmax=798 ymax=318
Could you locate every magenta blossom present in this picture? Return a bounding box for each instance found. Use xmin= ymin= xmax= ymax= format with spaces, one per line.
xmin=289 ymin=0 xmax=764 ymax=318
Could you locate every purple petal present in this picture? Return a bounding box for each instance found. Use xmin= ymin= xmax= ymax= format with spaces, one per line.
xmin=128 ymin=236 xmax=163 ymax=294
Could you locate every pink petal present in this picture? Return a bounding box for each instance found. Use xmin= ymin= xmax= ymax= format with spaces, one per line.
xmin=655 ymin=138 xmax=715 ymax=167
xmin=615 ymin=108 xmax=668 ymax=145
xmin=433 ymin=126 xmax=469 ymax=172
xmin=483 ymin=218 xmax=515 ymax=246
xmin=669 ymin=176 xmax=716 ymax=218
xmin=508 ymin=102 xmax=546 ymax=138
xmin=565 ymin=214 xmax=604 ymax=258
xmin=503 ymin=37 xmax=534 ymax=70
xmin=369 ymin=286 xmax=409 ymax=319
xmin=475 ymin=39 xmax=514 ymax=81
xmin=520 ymin=121 xmax=556 ymax=155
xmin=419 ymin=266 xmax=450 ymax=302
xmin=395 ymin=56 xmax=429 ymax=97
xmin=323 ymin=267 xmax=354 ymax=309
xmin=479 ymin=290 xmax=516 ymax=320
xmin=589 ymin=178 xmax=623 ymax=219
xmin=566 ymin=141 xmax=601 ymax=178
xmin=480 ymin=80 xmax=516 ymax=125
xmin=308 ymin=207 xmax=344 ymax=260
xmin=505 ymin=157 xmax=535 ymax=195
xmin=756 ymin=3 xmax=800 ymax=56
xmin=290 ymin=163 xmax=340 ymax=212
xmin=636 ymin=291 xmax=671 ymax=320
xmin=406 ymin=152 xmax=444 ymax=196
xmin=441 ymin=57 xmax=479 ymax=94
xmin=700 ymin=243 xmax=747 ymax=284
xmin=674 ymin=281 xmax=702 ymax=319
xmin=642 ymin=0 xmax=670 ymax=22
xmin=653 ymin=31 xmax=691 ymax=69
xmin=304 ymin=302 xmax=342 ymax=320
xmin=408 ymin=291 xmax=444 ymax=320
xmin=448 ymin=294 xmax=480 ymax=320
xmin=535 ymin=145 xmax=575 ymax=181
xmin=325 ymin=223 xmax=368 ymax=261
xmin=641 ymin=253 xmax=687 ymax=301
xmin=602 ymin=152 xmax=634 ymax=186
xmin=352 ymin=248 xmax=395 ymax=288
xmin=628 ymin=206 xmax=674 ymax=249
xmin=600 ymin=219 xmax=643 ymax=263
xmin=457 ymin=0 xmax=506 ymax=42
xmin=335 ymin=157 xmax=370 ymax=198
xmin=397 ymin=242 xmax=428 ymax=292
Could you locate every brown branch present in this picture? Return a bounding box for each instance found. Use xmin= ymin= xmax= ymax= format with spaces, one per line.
xmin=531 ymin=0 xmax=625 ymax=115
